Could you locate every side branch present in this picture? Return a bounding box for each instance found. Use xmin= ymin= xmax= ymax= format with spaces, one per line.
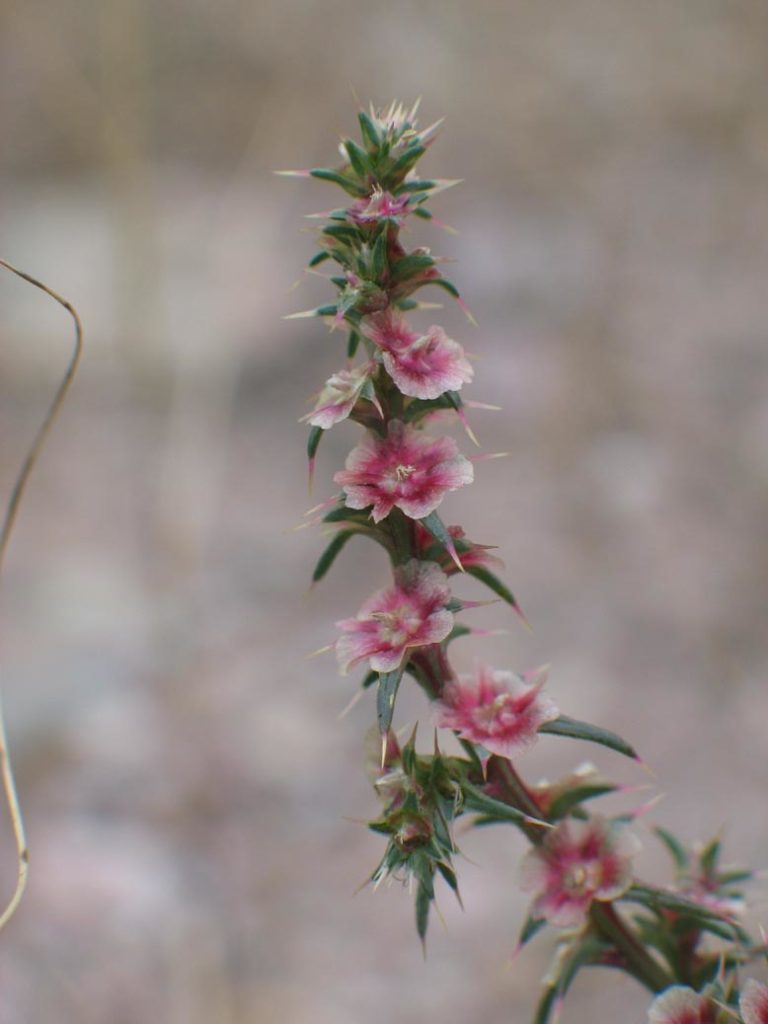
xmin=0 ymin=257 xmax=84 ymax=931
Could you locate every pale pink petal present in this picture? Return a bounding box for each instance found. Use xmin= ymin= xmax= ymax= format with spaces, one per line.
xmin=335 ymin=560 xmax=453 ymax=675
xmin=302 ymin=363 xmax=373 ymax=429
xmin=436 ymin=664 xmax=558 ymax=759
xmin=741 ymin=980 xmax=768 ymax=1024
xmin=363 ymin=313 xmax=473 ymax=400
xmin=519 ymin=817 xmax=639 ymax=927
xmin=648 ymin=986 xmax=715 ymax=1024
xmin=334 ymin=421 xmax=473 ymax=523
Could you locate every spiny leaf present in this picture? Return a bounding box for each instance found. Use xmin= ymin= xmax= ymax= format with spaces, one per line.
xmin=517 ymin=913 xmax=547 ymax=952
xmin=446 ymin=623 xmax=472 ymax=644
xmin=371 ymin=229 xmax=389 ymax=280
xmin=358 ymin=111 xmax=381 ymax=151
xmin=392 ymin=253 xmax=435 ymax=278
xmin=461 ymin=781 xmax=546 ymax=829
xmin=465 ymin=565 xmax=522 ymax=615
xmin=388 ymin=144 xmax=426 ymax=182
xmin=308 ymin=250 xmax=330 ymax=268
xmin=322 ymin=503 xmax=369 ymax=525
xmin=429 ymin=277 xmax=460 ymax=298
xmin=419 ymin=510 xmax=462 ymax=570
xmin=415 ymin=872 xmax=433 ymax=947
xmin=654 ymin=826 xmax=690 ymax=872
xmin=537 ymin=714 xmax=638 ymax=761
xmin=307 ymin=426 xmax=324 ymax=463
xmin=548 ymin=782 xmax=618 ymax=821
xmin=621 ymin=884 xmax=748 ymax=941
xmin=397 ymin=179 xmax=437 ymax=193
xmin=343 ymin=139 xmax=371 ymax=179
xmin=347 ymin=329 xmax=360 ymax=358
xmin=700 ymin=835 xmax=722 ymax=877
xmin=309 ymin=168 xmax=366 ymax=196
xmin=377 ymin=666 xmax=405 ymax=734
xmin=311 ymin=529 xmax=356 ymax=584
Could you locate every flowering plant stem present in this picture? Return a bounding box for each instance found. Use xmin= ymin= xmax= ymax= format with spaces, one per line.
xmin=286 ymin=101 xmax=764 ymax=1024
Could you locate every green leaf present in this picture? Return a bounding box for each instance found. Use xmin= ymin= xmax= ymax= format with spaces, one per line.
xmin=446 ymin=623 xmax=472 ymax=644
xmin=461 ymin=780 xmax=545 ymax=828
xmin=377 ymin=666 xmax=405 ymax=734
xmin=699 ymin=836 xmax=721 ymax=877
xmin=308 ymin=250 xmax=330 ymax=268
xmin=621 ymin=884 xmax=747 ymax=940
xmin=419 ymin=511 xmax=460 ymax=568
xmin=397 ymin=179 xmax=436 ymax=193
xmin=548 ymin=782 xmax=618 ymax=821
xmin=392 ymin=253 xmax=435 ymax=279
xmin=309 ymin=168 xmax=366 ymax=196
xmin=412 ymin=207 xmax=433 ymax=220
xmin=465 ymin=565 xmax=522 ymax=615
xmin=307 ymin=426 xmax=324 ymax=463
xmin=387 ymin=144 xmax=426 ymax=182
xmin=322 ymin=222 xmax=361 ymax=243
xmin=322 ymin=503 xmax=370 ymax=525
xmin=435 ymin=859 xmax=460 ymax=897
xmin=343 ymin=139 xmax=371 ymax=179
xmin=311 ymin=529 xmax=356 ymax=584
xmin=537 ymin=714 xmax=639 ymax=761
xmin=347 ymin=329 xmax=360 ymax=359
xmin=429 ymin=277 xmax=460 ymax=299
xmin=358 ymin=111 xmax=381 ymax=151
xmin=517 ymin=913 xmax=547 ymax=951
xmin=371 ymin=229 xmax=388 ymax=280
xmin=654 ymin=827 xmax=690 ymax=872
xmin=361 ymin=669 xmax=377 ymax=689
xmin=415 ymin=872 xmax=433 ymax=946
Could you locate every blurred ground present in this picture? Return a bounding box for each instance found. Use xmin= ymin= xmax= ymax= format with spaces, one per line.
xmin=1 ymin=2 xmax=768 ymax=1021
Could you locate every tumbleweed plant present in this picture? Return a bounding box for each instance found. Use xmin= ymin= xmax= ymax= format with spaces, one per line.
xmin=0 ymin=260 xmax=82 ymax=931
xmin=283 ymin=102 xmax=767 ymax=1023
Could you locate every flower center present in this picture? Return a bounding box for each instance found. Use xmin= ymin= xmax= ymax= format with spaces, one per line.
xmin=562 ymin=860 xmax=600 ymax=896
xmin=472 ymin=693 xmax=510 ymax=726
xmin=370 ymin=606 xmax=418 ymax=645
xmin=394 ymin=463 xmax=416 ymax=482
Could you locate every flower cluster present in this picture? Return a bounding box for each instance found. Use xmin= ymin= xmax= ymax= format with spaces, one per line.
xmin=286 ymin=101 xmax=764 ymax=1024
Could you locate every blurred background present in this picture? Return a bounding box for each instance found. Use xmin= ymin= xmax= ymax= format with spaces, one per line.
xmin=1 ymin=1 xmax=767 ymax=1020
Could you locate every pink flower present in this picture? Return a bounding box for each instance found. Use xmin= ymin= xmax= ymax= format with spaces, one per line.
xmin=436 ymin=664 xmax=558 ymax=759
xmin=741 ymin=980 xmax=768 ymax=1024
xmin=648 ymin=987 xmax=717 ymax=1024
xmin=519 ymin=816 xmax=639 ymax=927
xmin=348 ymin=188 xmax=410 ymax=224
xmin=336 ymin=559 xmax=453 ymax=674
xmin=363 ymin=311 xmax=473 ymax=400
xmin=334 ymin=420 xmax=473 ymax=523
xmin=301 ymin=363 xmax=376 ymax=429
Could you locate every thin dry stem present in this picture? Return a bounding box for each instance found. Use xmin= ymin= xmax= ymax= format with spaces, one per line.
xmin=0 ymin=257 xmax=84 ymax=930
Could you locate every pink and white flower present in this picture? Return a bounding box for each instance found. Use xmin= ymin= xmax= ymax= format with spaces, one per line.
xmin=301 ymin=363 xmax=376 ymax=429
xmin=348 ymin=188 xmax=410 ymax=225
xmin=334 ymin=420 xmax=473 ymax=523
xmin=336 ymin=559 xmax=453 ymax=674
xmin=520 ymin=816 xmax=639 ymax=927
xmin=741 ymin=980 xmax=768 ymax=1024
xmin=647 ymin=986 xmax=717 ymax=1024
xmin=363 ymin=311 xmax=473 ymax=400
xmin=436 ymin=664 xmax=558 ymax=759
